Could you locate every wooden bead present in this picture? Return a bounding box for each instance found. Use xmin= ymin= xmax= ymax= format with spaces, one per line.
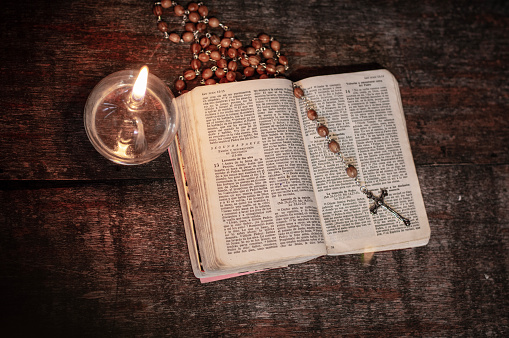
xmin=217 ymin=58 xmax=227 ymax=69
xmin=174 ymin=5 xmax=185 ymax=16
xmin=262 ymin=48 xmax=274 ymax=59
xmin=215 ymin=68 xmax=225 ymax=78
xmin=175 ymin=79 xmax=186 ymax=91
xmin=240 ymin=57 xmax=250 ymax=67
xmin=293 ymin=87 xmax=304 ymax=99
xmin=205 ymin=78 xmax=216 ymax=85
xmin=346 ymin=165 xmax=358 ymax=178
xmin=276 ymin=64 xmax=286 ymax=74
xmin=169 ymin=33 xmax=181 ymax=43
xmin=189 ymin=12 xmax=200 ymax=23
xmin=198 ymin=53 xmax=209 ymax=63
xmin=184 ymin=70 xmax=196 ymax=81
xmin=153 ymin=5 xmax=163 ymax=16
xmin=190 ymin=59 xmax=201 ymax=70
xmin=220 ymin=38 xmax=231 ymax=48
xmin=208 ymin=17 xmax=220 ymax=28
xmin=202 ymin=68 xmax=213 ymax=80
xmin=266 ymin=64 xmax=276 ymax=74
xmin=157 ymin=21 xmax=168 ymax=33
xmin=198 ymin=5 xmax=209 ymax=17
xmin=184 ymin=23 xmax=196 ymax=32
xmin=200 ymin=37 xmax=210 ymax=48
xmin=271 ymin=40 xmax=281 ymax=51
xmin=252 ymin=39 xmax=262 ymax=49
xmin=258 ymin=33 xmax=270 ymax=43
xmin=279 ymin=55 xmax=288 ymax=65
xmin=219 ymin=77 xmax=229 ymax=83
xmin=210 ymin=34 xmax=221 ymax=45
xmin=228 ymin=60 xmax=238 ymax=71
xmin=226 ymin=71 xmax=236 ymax=82
xmin=256 ymin=64 xmax=265 ymax=74
xmin=246 ymin=47 xmax=256 ymax=55
xmin=328 ymin=140 xmax=340 ymax=153
xmin=224 ymin=31 xmax=234 ymax=38
xmin=227 ymin=48 xmax=237 ymax=58
xmin=210 ymin=50 xmax=221 ymax=61
xmin=231 ymin=39 xmax=242 ymax=49
xmin=188 ymin=2 xmax=199 ymax=11
xmin=190 ymin=43 xmax=201 ymax=54
xmin=317 ymin=125 xmax=329 ymax=137
xmin=244 ymin=66 xmax=255 ymax=77
xmin=197 ymin=22 xmax=207 ymax=32
xmin=307 ymin=109 xmax=318 ymax=120
xmin=161 ymin=0 xmax=172 ymax=9
xmin=248 ymin=55 xmax=261 ymax=66
xmin=182 ymin=32 xmax=194 ymax=43
xmin=259 ymin=73 xmax=269 ymax=79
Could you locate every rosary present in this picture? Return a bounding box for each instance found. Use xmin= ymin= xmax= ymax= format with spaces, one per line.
xmin=151 ymin=1 xmax=410 ymax=226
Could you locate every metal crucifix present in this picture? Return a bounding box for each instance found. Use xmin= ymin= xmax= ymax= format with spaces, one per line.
xmin=366 ymin=188 xmax=411 ymax=226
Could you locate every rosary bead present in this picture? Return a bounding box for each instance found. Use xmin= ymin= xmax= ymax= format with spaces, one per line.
xmin=191 ymin=43 xmax=201 ymax=54
xmin=182 ymin=31 xmax=194 ymax=43
xmin=231 ymin=39 xmax=242 ymax=49
xmin=276 ymin=64 xmax=286 ymax=74
xmin=248 ymin=55 xmax=261 ymax=66
xmin=210 ymin=50 xmax=221 ymax=61
xmin=184 ymin=69 xmax=196 ymax=81
xmin=209 ymin=17 xmax=220 ymax=28
xmin=240 ymin=57 xmax=250 ymax=67
xmin=259 ymin=73 xmax=269 ymax=79
xmin=157 ymin=21 xmax=169 ymax=33
xmin=200 ymin=37 xmax=210 ymax=48
xmin=175 ymin=79 xmax=186 ymax=91
xmin=198 ymin=52 xmax=209 ymax=63
xmin=197 ymin=22 xmax=207 ymax=32
xmin=328 ymin=140 xmax=340 ymax=153
xmin=252 ymin=39 xmax=262 ymax=49
xmin=202 ymin=68 xmax=213 ymax=80
xmin=198 ymin=5 xmax=209 ymax=17
xmin=161 ymin=0 xmax=172 ymax=9
xmin=262 ymin=48 xmax=274 ymax=59
xmin=220 ymin=38 xmax=231 ymax=48
xmin=226 ymin=71 xmax=236 ymax=82
xmin=224 ymin=31 xmax=234 ymax=39
xmin=246 ymin=47 xmax=256 ymax=55
xmin=217 ymin=58 xmax=227 ymax=69
xmin=190 ymin=59 xmax=201 ymax=70
xmin=279 ymin=55 xmax=288 ymax=65
xmin=270 ymin=40 xmax=281 ymax=51
xmin=189 ymin=12 xmax=200 ymax=23
xmin=169 ymin=32 xmax=181 ymax=43
xmin=258 ymin=33 xmax=270 ymax=43
xmin=293 ymin=87 xmax=304 ymax=99
xmin=185 ymin=22 xmax=196 ymax=32
xmin=266 ymin=63 xmax=277 ymax=74
xmin=205 ymin=78 xmax=216 ymax=85
xmin=307 ymin=109 xmax=318 ymax=120
xmin=188 ymin=2 xmax=199 ymax=11
xmin=256 ymin=64 xmax=265 ymax=74
xmin=227 ymin=48 xmax=237 ymax=58
xmin=219 ymin=77 xmax=229 ymax=83
xmin=174 ymin=5 xmax=185 ymax=16
xmin=317 ymin=124 xmax=329 ymax=137
xmin=228 ymin=60 xmax=238 ymax=71
xmin=346 ymin=165 xmax=358 ymax=178
xmin=210 ymin=34 xmax=221 ymax=45
xmin=215 ymin=68 xmax=225 ymax=78
xmin=244 ymin=66 xmax=255 ymax=77
xmin=153 ymin=5 xmax=163 ymax=16
xmin=266 ymin=58 xmax=276 ymax=65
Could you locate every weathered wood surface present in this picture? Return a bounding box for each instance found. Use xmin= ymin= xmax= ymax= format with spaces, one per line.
xmin=0 ymin=0 xmax=507 ymax=336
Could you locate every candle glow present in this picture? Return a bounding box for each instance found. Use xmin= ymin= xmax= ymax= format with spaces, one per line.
xmin=132 ymin=66 xmax=149 ymax=102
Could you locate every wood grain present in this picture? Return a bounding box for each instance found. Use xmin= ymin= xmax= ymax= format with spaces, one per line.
xmin=0 ymin=0 xmax=507 ymax=336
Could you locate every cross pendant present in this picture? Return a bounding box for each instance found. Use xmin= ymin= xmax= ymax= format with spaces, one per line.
xmin=366 ymin=188 xmax=411 ymax=226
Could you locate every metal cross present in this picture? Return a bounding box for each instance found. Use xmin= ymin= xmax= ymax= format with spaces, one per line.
xmin=366 ymin=188 xmax=411 ymax=226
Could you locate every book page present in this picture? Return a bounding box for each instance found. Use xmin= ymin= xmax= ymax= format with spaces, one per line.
xmin=296 ymin=70 xmax=430 ymax=254
xmin=179 ymin=78 xmax=327 ymax=273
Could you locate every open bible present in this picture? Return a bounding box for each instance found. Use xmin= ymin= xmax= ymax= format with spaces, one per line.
xmin=169 ymin=69 xmax=430 ymax=281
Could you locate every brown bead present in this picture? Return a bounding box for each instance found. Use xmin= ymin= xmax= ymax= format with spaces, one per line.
xmin=184 ymin=22 xmax=196 ymax=32
xmin=307 ymin=109 xmax=318 ymax=120
xmin=175 ymin=79 xmax=186 ymax=91
xmin=215 ymin=68 xmax=225 ymax=78
xmin=217 ymin=58 xmax=227 ymax=69
xmin=256 ymin=64 xmax=265 ymax=74
xmin=220 ymin=38 xmax=231 ymax=48
xmin=182 ymin=32 xmax=194 ymax=43
xmin=210 ymin=50 xmax=221 ymax=61
xmin=174 ymin=5 xmax=185 ymax=16
xmin=169 ymin=32 xmax=181 ymax=43
xmin=206 ymin=45 xmax=217 ymax=52
xmin=219 ymin=47 xmax=227 ymax=55
xmin=252 ymin=39 xmax=262 ymax=49
xmin=240 ymin=57 xmax=250 ymax=67
xmin=198 ymin=5 xmax=209 ymax=17
xmin=346 ymin=165 xmax=358 ymax=178
xmin=153 ymin=5 xmax=163 ymax=16
xmin=267 ymin=58 xmax=276 ymax=65
xmin=198 ymin=53 xmax=209 ymax=63
xmin=157 ymin=21 xmax=168 ymax=33
xmin=224 ymin=31 xmax=234 ymax=39
xmin=200 ymin=37 xmax=210 ymax=48
xmin=208 ymin=17 xmax=220 ymax=28
xmin=328 ymin=140 xmax=340 ymax=153
xmin=244 ymin=66 xmax=255 ymax=77
xmin=205 ymin=78 xmax=216 ymax=85
xmin=317 ymin=125 xmax=329 ymax=137
xmin=248 ymin=55 xmax=261 ymax=66
xmin=271 ymin=40 xmax=281 ymax=51
xmin=219 ymin=77 xmax=229 ymax=83
xmin=266 ymin=64 xmax=276 ymax=74
xmin=228 ymin=60 xmax=238 ymax=71
xmin=190 ymin=43 xmax=201 ymax=54
xmin=190 ymin=59 xmax=201 ymax=70
xmin=258 ymin=33 xmax=270 ymax=43
xmin=210 ymin=34 xmax=221 ymax=45
xmin=259 ymin=73 xmax=269 ymax=79
xmin=184 ymin=70 xmax=196 ymax=81
xmin=293 ymin=87 xmax=304 ymax=99
xmin=161 ymin=0 xmax=172 ymax=9
xmin=246 ymin=47 xmax=256 ymax=55
xmin=226 ymin=71 xmax=236 ymax=82
xmin=279 ymin=55 xmax=288 ymax=65
xmin=189 ymin=12 xmax=200 ymax=23
xmin=262 ymin=48 xmax=274 ymax=59
xmin=231 ymin=39 xmax=242 ymax=49
xmin=276 ymin=64 xmax=286 ymax=74
xmin=196 ymin=22 xmax=207 ymax=32
xmin=202 ymin=68 xmax=213 ymax=80
xmin=227 ymin=48 xmax=237 ymax=59
xmin=188 ymin=2 xmax=199 ymax=11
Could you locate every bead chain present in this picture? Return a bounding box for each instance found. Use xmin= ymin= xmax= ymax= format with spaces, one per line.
xmin=292 ymin=84 xmax=411 ymax=226
xmin=152 ymin=0 xmax=289 ymax=95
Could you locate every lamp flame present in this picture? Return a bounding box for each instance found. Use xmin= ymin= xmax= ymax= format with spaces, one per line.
xmin=132 ymin=66 xmax=149 ymax=102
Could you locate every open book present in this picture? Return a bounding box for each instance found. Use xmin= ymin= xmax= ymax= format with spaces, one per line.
xmin=169 ymin=69 xmax=430 ymax=281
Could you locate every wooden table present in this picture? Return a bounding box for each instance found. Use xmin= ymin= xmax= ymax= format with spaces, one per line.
xmin=1 ymin=0 xmax=507 ymax=336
